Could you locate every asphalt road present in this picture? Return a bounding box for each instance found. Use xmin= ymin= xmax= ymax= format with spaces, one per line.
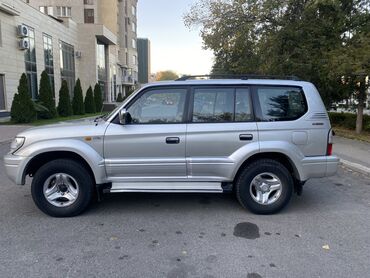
xmin=0 ymin=143 xmax=370 ymax=278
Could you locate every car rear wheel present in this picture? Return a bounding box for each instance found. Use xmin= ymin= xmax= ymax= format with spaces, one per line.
xmin=31 ymin=159 xmax=94 ymax=217
xmin=236 ymin=159 xmax=293 ymax=214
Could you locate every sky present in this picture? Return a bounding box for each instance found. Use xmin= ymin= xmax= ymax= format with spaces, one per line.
xmin=137 ymin=0 xmax=214 ymax=75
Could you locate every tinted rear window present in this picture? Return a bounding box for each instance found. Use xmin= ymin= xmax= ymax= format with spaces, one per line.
xmin=192 ymin=87 xmax=253 ymax=123
xmin=257 ymin=87 xmax=307 ymax=121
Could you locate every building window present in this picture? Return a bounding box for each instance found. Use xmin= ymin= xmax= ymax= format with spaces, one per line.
xmin=24 ymin=27 xmax=37 ymax=99
xmin=132 ymin=5 xmax=136 ymax=16
xmin=43 ymin=34 xmax=55 ymax=96
xmin=132 ymin=38 xmax=136 ymax=49
xmin=56 ymin=6 xmax=71 ymax=17
xmin=59 ymin=41 xmax=75 ymax=96
xmin=97 ymin=42 xmax=107 ymax=101
xmin=125 ymin=35 xmax=128 ymax=48
xmin=84 ymin=0 xmax=94 ymax=4
xmin=133 ymin=55 xmax=137 ymax=65
xmin=132 ymin=22 xmax=136 ymax=33
xmin=84 ymin=9 xmax=94 ymax=23
xmin=40 ymin=6 xmax=53 ymax=15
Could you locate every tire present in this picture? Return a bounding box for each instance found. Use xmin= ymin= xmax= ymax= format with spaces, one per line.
xmin=31 ymin=159 xmax=94 ymax=217
xmin=236 ymin=159 xmax=293 ymax=214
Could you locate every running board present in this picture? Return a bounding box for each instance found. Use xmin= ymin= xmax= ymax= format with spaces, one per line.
xmin=110 ymin=182 xmax=223 ymax=193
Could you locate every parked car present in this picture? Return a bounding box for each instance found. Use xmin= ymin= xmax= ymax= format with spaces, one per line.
xmin=4 ymin=76 xmax=339 ymax=217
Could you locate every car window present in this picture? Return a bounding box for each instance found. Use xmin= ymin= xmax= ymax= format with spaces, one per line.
xmin=127 ymin=88 xmax=186 ymax=124
xmin=192 ymin=88 xmax=234 ymax=122
xmin=257 ymin=87 xmax=307 ymax=121
xmin=235 ymin=88 xmax=253 ymax=122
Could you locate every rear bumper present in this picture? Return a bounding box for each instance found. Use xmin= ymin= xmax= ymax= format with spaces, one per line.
xmin=300 ymin=155 xmax=339 ymax=180
xmin=3 ymin=153 xmax=29 ymax=185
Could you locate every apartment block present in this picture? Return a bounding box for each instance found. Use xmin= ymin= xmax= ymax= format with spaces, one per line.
xmin=0 ymin=0 xmax=138 ymax=113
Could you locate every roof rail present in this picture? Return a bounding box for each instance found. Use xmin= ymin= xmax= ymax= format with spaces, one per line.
xmin=175 ymin=74 xmax=300 ymax=81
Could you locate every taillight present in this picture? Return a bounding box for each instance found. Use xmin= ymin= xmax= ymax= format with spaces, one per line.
xmin=327 ymin=129 xmax=334 ymax=156
xmin=327 ymin=143 xmax=333 ymax=156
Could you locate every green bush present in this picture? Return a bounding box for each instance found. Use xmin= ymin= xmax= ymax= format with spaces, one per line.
xmin=57 ymin=80 xmax=73 ymax=117
xmin=72 ymin=79 xmax=85 ymax=115
xmin=84 ymin=86 xmax=96 ymax=113
xmin=38 ymin=70 xmax=57 ymax=119
xmin=94 ymin=83 xmax=103 ymax=112
xmin=10 ymin=73 xmax=37 ymax=123
xmin=329 ymin=112 xmax=370 ymax=132
xmin=116 ymin=93 xmax=123 ymax=102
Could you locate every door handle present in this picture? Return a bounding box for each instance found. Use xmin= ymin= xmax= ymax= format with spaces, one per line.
xmin=166 ymin=137 xmax=180 ymax=144
xmin=239 ymin=134 xmax=253 ymax=141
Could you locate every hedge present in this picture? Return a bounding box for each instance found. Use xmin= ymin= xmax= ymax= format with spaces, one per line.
xmin=38 ymin=70 xmax=57 ymax=119
xmin=84 ymin=86 xmax=96 ymax=113
xmin=93 ymin=83 xmax=103 ymax=112
xmin=72 ymin=79 xmax=85 ymax=115
xmin=57 ymin=80 xmax=73 ymax=117
xmin=10 ymin=73 xmax=37 ymax=123
xmin=329 ymin=112 xmax=370 ymax=132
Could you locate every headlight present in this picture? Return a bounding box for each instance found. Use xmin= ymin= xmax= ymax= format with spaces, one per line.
xmin=10 ymin=137 xmax=25 ymax=154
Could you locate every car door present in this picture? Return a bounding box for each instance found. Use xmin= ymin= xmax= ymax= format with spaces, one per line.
xmin=186 ymin=86 xmax=258 ymax=181
xmin=104 ymin=87 xmax=188 ymax=181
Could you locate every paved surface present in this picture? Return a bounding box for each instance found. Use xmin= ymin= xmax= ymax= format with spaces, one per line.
xmin=1 ymin=144 xmax=370 ymax=278
xmin=333 ymin=136 xmax=370 ymax=170
xmin=0 ymin=125 xmax=29 ymax=143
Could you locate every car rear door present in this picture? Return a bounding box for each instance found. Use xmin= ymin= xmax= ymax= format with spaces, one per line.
xmin=185 ymin=86 xmax=258 ymax=182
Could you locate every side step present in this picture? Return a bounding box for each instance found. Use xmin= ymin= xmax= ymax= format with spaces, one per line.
xmin=110 ymin=182 xmax=223 ymax=193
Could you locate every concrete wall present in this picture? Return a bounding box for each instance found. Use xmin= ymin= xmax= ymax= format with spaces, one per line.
xmin=98 ymin=0 xmax=117 ymax=34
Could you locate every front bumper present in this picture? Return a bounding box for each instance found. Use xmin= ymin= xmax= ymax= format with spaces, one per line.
xmin=300 ymin=155 xmax=339 ymax=181
xmin=3 ymin=153 xmax=29 ymax=185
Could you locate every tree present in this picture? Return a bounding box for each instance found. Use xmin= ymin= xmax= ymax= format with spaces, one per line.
xmin=185 ymin=0 xmax=370 ymax=130
xmin=10 ymin=73 xmax=36 ymax=123
xmin=38 ymin=70 xmax=57 ymax=119
xmin=84 ymin=86 xmax=96 ymax=113
xmin=116 ymin=93 xmax=123 ymax=102
xmin=156 ymin=71 xmax=179 ymax=81
xmin=57 ymin=80 xmax=72 ymax=117
xmin=72 ymin=79 xmax=85 ymax=115
xmin=94 ymin=83 xmax=103 ymax=112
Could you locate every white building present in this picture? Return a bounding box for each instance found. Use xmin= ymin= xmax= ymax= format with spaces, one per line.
xmin=0 ymin=0 xmax=138 ymax=113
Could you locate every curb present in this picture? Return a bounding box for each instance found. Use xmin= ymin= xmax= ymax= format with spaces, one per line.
xmin=339 ymin=159 xmax=370 ymax=177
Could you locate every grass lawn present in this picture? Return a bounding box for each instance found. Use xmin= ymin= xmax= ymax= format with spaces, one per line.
xmin=0 ymin=112 xmax=103 ymax=126
xmin=332 ymin=126 xmax=370 ymax=143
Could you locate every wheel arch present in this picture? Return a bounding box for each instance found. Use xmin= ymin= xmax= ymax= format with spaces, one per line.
xmin=233 ymin=152 xmax=300 ymax=185
xmin=25 ymin=151 xmax=97 ymax=185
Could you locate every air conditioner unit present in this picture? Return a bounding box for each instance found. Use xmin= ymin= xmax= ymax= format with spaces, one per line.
xmin=17 ymin=24 xmax=29 ymax=37
xmin=75 ymin=51 xmax=82 ymax=58
xmin=18 ymin=38 xmax=29 ymax=50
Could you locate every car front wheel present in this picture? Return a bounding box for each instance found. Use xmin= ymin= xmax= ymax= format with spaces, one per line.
xmin=31 ymin=159 xmax=94 ymax=217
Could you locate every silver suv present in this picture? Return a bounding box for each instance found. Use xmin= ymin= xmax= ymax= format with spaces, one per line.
xmin=4 ymin=76 xmax=339 ymax=217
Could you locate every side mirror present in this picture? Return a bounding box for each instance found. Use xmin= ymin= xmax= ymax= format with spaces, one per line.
xmin=119 ymin=109 xmax=129 ymax=125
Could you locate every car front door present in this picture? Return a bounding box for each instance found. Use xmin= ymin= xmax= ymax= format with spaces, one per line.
xmin=104 ymin=87 xmax=188 ymax=182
